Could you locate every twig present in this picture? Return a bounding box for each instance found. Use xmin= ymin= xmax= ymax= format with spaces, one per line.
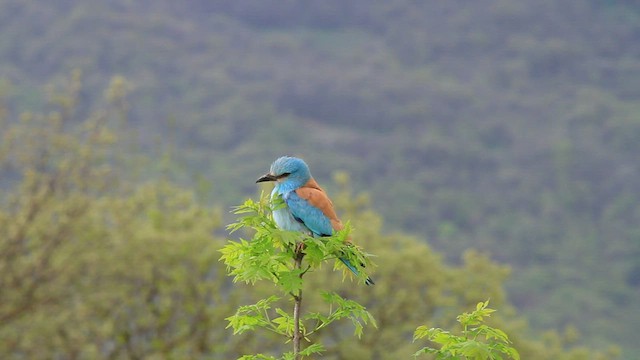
xmin=292 ymin=244 xmax=305 ymax=359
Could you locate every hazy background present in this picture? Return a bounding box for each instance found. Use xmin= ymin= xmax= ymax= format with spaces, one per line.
xmin=1 ymin=0 xmax=639 ymax=358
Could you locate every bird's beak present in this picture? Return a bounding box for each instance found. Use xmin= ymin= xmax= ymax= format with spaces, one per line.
xmin=256 ymin=173 xmax=277 ymax=183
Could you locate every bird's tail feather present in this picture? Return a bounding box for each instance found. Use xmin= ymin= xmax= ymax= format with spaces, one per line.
xmin=339 ymin=257 xmax=375 ymax=286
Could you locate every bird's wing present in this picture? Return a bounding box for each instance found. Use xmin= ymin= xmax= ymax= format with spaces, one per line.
xmin=287 ymin=179 xmax=370 ymax=283
xmin=284 ymin=178 xmax=343 ymax=236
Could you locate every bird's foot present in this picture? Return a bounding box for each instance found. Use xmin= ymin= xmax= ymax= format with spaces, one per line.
xmin=295 ymin=241 xmax=306 ymax=254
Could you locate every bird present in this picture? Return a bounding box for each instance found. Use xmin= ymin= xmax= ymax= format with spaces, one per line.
xmin=256 ymin=156 xmax=374 ymax=285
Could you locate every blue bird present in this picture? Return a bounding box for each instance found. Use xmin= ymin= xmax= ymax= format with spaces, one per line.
xmin=256 ymin=156 xmax=374 ymax=285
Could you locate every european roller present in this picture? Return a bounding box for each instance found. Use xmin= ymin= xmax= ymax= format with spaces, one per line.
xmin=256 ymin=156 xmax=374 ymax=285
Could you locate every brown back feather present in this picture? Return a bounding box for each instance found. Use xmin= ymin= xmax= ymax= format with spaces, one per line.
xmin=295 ymin=178 xmax=345 ymax=233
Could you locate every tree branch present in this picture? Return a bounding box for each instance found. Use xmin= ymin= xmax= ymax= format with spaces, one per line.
xmin=292 ymin=244 xmax=304 ymax=360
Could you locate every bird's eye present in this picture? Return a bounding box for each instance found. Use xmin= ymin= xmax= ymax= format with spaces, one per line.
xmin=278 ymin=172 xmax=291 ymax=178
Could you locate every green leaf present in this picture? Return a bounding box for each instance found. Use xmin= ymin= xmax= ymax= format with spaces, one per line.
xmin=304 ymin=312 xmax=330 ymax=331
xmin=238 ymin=354 xmax=277 ymax=360
xmin=277 ymin=268 xmax=304 ymax=293
xmin=225 ymin=296 xmax=279 ymax=334
xmin=459 ymin=340 xmax=492 ymax=359
xmin=300 ymin=343 xmax=325 ymax=356
xmin=320 ymin=291 xmax=377 ymax=338
xmin=238 ymin=355 xmax=278 ymax=360
xmin=413 ymin=325 xmax=432 ymax=341
xmin=429 ymin=329 xmax=455 ymax=346
xmin=273 ymin=308 xmax=295 ymax=336
xmin=303 ymin=238 xmax=326 ymax=266
xmin=413 ymin=347 xmax=438 ymax=358
xmin=503 ymin=345 xmax=521 ymax=360
xmin=478 ymin=325 xmax=510 ymax=343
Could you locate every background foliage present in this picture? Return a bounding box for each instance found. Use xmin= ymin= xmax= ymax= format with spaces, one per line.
xmin=0 ymin=0 xmax=639 ymax=357
xmin=413 ymin=301 xmax=520 ymax=360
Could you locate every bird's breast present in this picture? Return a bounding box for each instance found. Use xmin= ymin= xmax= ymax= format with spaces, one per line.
xmin=271 ymin=189 xmax=310 ymax=235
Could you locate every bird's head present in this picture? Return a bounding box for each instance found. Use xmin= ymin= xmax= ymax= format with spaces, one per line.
xmin=256 ymin=156 xmax=311 ymax=187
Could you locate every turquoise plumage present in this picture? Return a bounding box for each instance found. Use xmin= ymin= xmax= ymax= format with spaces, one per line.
xmin=257 ymin=156 xmax=374 ymax=285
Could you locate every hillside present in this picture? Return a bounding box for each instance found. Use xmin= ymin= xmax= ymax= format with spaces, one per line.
xmin=1 ymin=0 xmax=639 ymax=355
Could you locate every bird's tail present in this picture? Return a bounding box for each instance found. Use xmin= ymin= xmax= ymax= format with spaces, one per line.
xmin=339 ymin=257 xmax=375 ymax=286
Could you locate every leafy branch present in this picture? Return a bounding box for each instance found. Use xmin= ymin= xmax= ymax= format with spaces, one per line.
xmin=220 ymin=194 xmax=376 ymax=359
xmin=414 ymin=300 xmax=520 ymax=360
